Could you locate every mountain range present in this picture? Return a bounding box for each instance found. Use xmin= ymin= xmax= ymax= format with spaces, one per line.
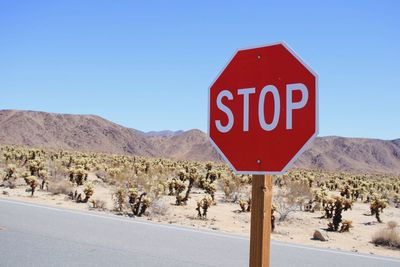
xmin=0 ymin=109 xmax=399 ymax=174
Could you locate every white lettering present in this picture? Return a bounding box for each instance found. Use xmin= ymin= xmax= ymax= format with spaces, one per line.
xmin=215 ymin=90 xmax=234 ymax=133
xmin=258 ymin=85 xmax=280 ymax=131
xmin=286 ymin=83 xmax=308 ymax=130
xmin=237 ymin=88 xmax=256 ymax=131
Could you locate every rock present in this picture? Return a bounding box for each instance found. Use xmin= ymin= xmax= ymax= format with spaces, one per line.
xmin=2 ymin=191 xmax=9 ymax=195
xmin=313 ymin=230 xmax=329 ymax=241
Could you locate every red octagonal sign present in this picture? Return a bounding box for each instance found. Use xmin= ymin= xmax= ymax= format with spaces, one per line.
xmin=208 ymin=42 xmax=318 ymax=174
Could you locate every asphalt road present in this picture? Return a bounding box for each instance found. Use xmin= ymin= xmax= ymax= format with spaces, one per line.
xmin=0 ymin=198 xmax=399 ymax=267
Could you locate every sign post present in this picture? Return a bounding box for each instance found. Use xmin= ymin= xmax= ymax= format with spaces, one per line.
xmin=249 ymin=175 xmax=272 ymax=267
xmin=208 ymin=42 xmax=318 ymax=267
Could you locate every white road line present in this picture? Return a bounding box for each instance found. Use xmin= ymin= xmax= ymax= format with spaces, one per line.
xmin=0 ymin=198 xmax=248 ymax=240
xmin=1 ymin=198 xmax=399 ymax=263
xmin=272 ymin=241 xmax=400 ymax=263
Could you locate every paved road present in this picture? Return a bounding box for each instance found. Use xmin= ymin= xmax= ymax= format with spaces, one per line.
xmin=0 ymin=198 xmax=399 ymax=267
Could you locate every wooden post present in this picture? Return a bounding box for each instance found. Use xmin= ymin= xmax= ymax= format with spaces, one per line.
xmin=249 ymin=175 xmax=273 ymax=267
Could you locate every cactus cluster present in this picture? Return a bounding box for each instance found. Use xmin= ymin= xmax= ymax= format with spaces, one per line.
xmin=196 ymin=195 xmax=213 ymax=219
xmin=25 ymin=175 xmax=39 ymax=196
xmin=370 ymin=194 xmax=388 ymax=223
xmin=239 ymin=198 xmax=251 ymax=212
xmin=0 ymin=145 xmax=399 ymax=231
xmin=326 ymin=196 xmax=353 ymax=232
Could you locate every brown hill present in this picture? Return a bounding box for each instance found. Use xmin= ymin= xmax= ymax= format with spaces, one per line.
xmin=0 ymin=110 xmax=155 ymax=156
xmin=294 ymin=136 xmax=400 ymax=174
xmin=0 ymin=110 xmax=399 ymax=174
xmin=146 ymin=129 xmax=221 ymax=162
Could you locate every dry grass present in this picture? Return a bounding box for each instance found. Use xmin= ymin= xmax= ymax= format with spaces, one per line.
xmin=1 ymin=179 xmax=16 ymax=189
xmin=48 ymin=180 xmax=72 ymax=195
xmin=90 ymin=199 xmax=107 ymax=210
xmin=274 ymin=180 xmax=312 ymax=221
xmin=372 ymin=221 xmax=400 ymax=249
xmin=149 ymin=198 xmax=170 ymax=216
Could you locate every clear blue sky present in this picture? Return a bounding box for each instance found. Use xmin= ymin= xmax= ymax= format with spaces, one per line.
xmin=0 ymin=1 xmax=399 ymax=139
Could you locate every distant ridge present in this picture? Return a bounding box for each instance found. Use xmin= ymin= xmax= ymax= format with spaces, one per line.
xmin=144 ymin=130 xmax=184 ymax=137
xmin=0 ymin=110 xmax=399 ymax=174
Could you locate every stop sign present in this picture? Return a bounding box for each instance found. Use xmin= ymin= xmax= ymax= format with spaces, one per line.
xmin=208 ymin=42 xmax=318 ymax=174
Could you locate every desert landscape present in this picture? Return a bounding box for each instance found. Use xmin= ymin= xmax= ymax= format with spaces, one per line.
xmin=2 ymin=1 xmax=399 ymax=266
xmin=1 ymin=111 xmax=399 ymax=259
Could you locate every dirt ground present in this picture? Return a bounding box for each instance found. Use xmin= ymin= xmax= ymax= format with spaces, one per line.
xmin=1 ymin=173 xmax=399 ymax=259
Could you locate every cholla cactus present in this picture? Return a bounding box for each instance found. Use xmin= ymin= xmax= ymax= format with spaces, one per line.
xmin=38 ymin=169 xmax=49 ymax=190
xmin=196 ymin=195 xmax=213 ymax=219
xmin=181 ymin=170 xmax=197 ymax=204
xmin=138 ymin=196 xmax=151 ymax=216
xmin=75 ymin=168 xmax=88 ymax=186
xmin=113 ymin=187 xmax=127 ymax=212
xmin=129 ymin=188 xmax=150 ymax=216
xmin=207 ymin=170 xmax=218 ymax=183
xmin=203 ymin=182 xmax=216 ymax=201
xmin=68 ymin=167 xmax=88 ymax=186
xmin=173 ymin=179 xmax=186 ymax=205
xmin=25 ymin=175 xmax=39 ymax=196
xmin=83 ymin=183 xmax=94 ymax=203
xmin=340 ymin=185 xmax=351 ymax=199
xmin=205 ymin=162 xmax=213 ymax=172
xmin=327 ymin=196 xmax=353 ymax=232
xmin=4 ymin=164 xmax=16 ymax=180
xmin=128 ymin=188 xmax=139 ymax=204
xmin=393 ymin=194 xmax=400 ymax=208
xmin=313 ymin=186 xmax=328 ymax=211
xmin=339 ymin=220 xmax=353 ymax=232
xmin=370 ymin=195 xmax=387 ymax=223
xmin=168 ymin=178 xmax=176 ymax=196
xmin=239 ymin=198 xmax=251 ymax=212
xmin=177 ymin=169 xmax=186 ymax=181
xmin=271 ymin=204 xmax=276 ymax=232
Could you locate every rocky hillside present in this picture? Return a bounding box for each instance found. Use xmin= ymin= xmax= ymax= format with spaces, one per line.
xmin=0 ymin=109 xmax=155 ymax=156
xmin=294 ymin=136 xmax=400 ymax=174
xmin=0 ymin=110 xmax=399 ymax=174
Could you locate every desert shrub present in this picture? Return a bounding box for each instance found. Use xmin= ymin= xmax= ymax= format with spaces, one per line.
xmin=2 ymin=179 xmax=17 ymax=189
xmin=90 ymin=199 xmax=107 ymax=210
xmin=95 ymin=169 xmax=108 ymax=182
xmin=218 ymin=172 xmax=246 ymax=202
xmin=274 ymin=179 xmax=312 ymax=221
xmin=149 ymin=198 xmax=170 ymax=216
xmin=48 ymin=180 xmax=72 ymax=195
xmin=372 ymin=221 xmax=400 ymax=249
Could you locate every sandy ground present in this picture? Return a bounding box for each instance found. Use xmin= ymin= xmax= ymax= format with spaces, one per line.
xmin=1 ymin=174 xmax=399 ymax=259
